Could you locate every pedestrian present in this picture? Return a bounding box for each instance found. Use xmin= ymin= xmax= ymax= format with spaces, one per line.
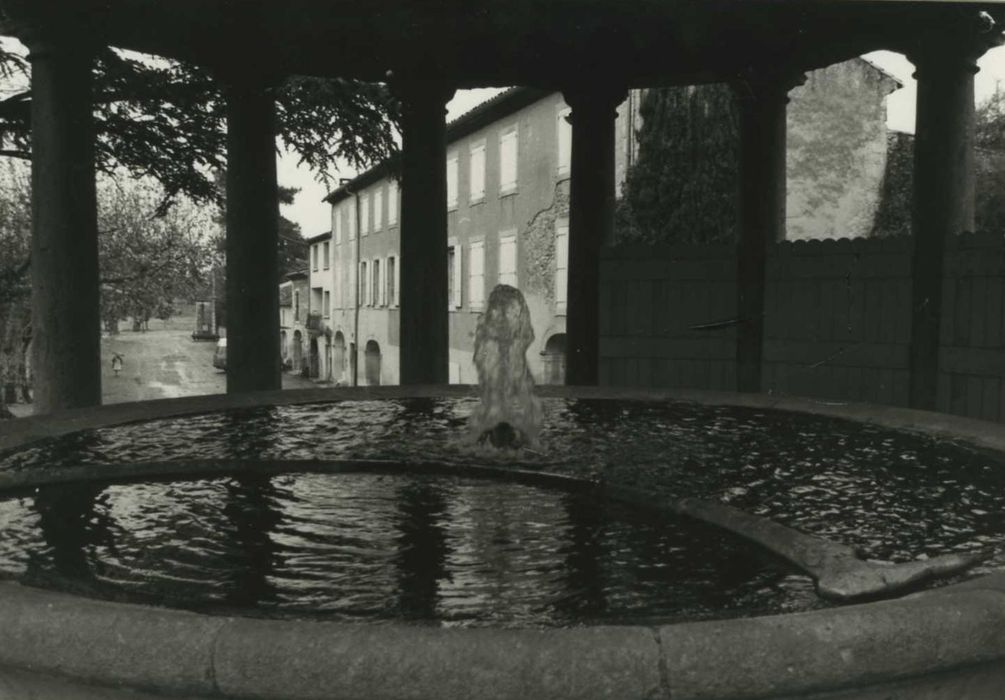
xmin=111 ymin=352 xmax=124 ymax=377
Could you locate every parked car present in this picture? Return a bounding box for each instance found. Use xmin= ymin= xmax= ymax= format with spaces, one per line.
xmin=213 ymin=338 xmax=227 ymax=371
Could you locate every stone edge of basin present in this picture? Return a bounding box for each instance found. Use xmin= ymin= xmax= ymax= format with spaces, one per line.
xmin=1 ymin=574 xmax=1004 ymax=700
xmin=2 ymin=387 xmax=1005 ymax=698
xmin=3 ymin=384 xmax=1004 ymax=457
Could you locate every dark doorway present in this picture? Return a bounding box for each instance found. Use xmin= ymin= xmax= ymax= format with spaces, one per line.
xmin=309 ymin=337 xmax=320 ymax=379
xmin=542 ymin=333 xmax=566 ymax=385
xmin=292 ymin=330 xmax=303 ymax=372
xmin=365 ymin=340 xmax=382 ymax=386
xmin=333 ymin=332 xmax=346 ymax=384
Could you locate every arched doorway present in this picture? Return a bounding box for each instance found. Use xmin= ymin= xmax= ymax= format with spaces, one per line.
xmin=365 ymin=340 xmax=382 ymax=386
xmin=279 ymin=330 xmax=287 ymax=364
xmin=333 ymin=332 xmax=346 ymax=384
xmin=309 ymin=337 xmax=320 ymax=379
xmin=542 ymin=333 xmax=566 ymax=385
xmin=292 ymin=330 xmax=303 ymax=372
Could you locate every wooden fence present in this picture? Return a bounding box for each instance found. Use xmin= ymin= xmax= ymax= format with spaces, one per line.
xmin=599 ymin=233 xmax=1005 ymax=422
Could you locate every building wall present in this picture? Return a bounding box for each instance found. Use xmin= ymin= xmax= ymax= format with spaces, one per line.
xmin=323 ymin=89 xmax=602 ymax=386
xmin=786 ymin=58 xmax=900 ymax=241
xmin=306 ymin=235 xmax=334 ymax=381
xmin=282 ymin=277 xmax=310 ymax=374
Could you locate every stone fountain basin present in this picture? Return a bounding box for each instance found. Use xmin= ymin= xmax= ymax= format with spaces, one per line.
xmin=1 ymin=386 xmax=1004 ymax=700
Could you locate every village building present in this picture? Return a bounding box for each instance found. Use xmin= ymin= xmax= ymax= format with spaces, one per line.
xmin=278 ymin=270 xmax=309 ymax=375
xmin=287 ymin=57 xmax=902 ymax=387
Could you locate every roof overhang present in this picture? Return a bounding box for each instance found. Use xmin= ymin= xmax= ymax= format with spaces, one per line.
xmin=4 ymin=1 xmax=1004 ymax=88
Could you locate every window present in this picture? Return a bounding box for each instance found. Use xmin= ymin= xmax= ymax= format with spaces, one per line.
xmin=499 ymin=127 xmax=518 ymax=194
xmin=372 ymin=258 xmax=381 ymax=307
xmin=311 ymin=245 xmax=318 ymax=271
xmin=348 ymin=201 xmax=357 ymax=240
xmin=388 ymin=181 xmax=399 ymax=226
xmin=359 ymin=261 xmax=367 ymax=306
xmin=555 ymin=221 xmax=568 ymax=312
xmin=387 ymin=256 xmax=397 ymax=307
xmin=332 ymin=205 xmax=342 ymax=243
xmin=323 ymin=241 xmax=330 ymax=270
xmin=293 ymin=290 xmax=300 ymax=320
xmin=360 ymin=194 xmax=370 ymax=235
xmin=469 ymin=241 xmax=484 ymax=309
xmin=447 ymin=153 xmax=459 ymax=210
xmin=557 ymin=107 xmax=572 ymax=176
xmin=323 ymin=291 xmax=331 ymax=318
xmin=469 ymin=141 xmax=485 ymax=202
xmin=374 ymin=188 xmax=383 ymax=232
xmin=499 ymin=232 xmax=517 ymax=287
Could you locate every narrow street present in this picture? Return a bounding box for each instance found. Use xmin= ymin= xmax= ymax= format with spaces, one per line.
xmin=8 ymin=311 xmax=316 ymax=417
xmin=100 ymin=314 xmax=316 ymax=404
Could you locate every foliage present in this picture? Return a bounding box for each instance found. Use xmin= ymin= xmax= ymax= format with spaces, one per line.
xmin=870 ymin=132 xmax=913 ymax=238
xmin=873 ymin=87 xmax=1005 ymax=237
xmin=617 ymin=84 xmax=739 ymax=246
xmin=974 ymin=86 xmax=1005 ymax=234
xmin=0 ymin=44 xmax=400 ymax=213
xmin=96 ymin=177 xmax=221 ymax=332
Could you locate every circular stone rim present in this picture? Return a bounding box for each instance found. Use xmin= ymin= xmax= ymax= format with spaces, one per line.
xmin=0 ymin=386 xmax=1004 ymax=700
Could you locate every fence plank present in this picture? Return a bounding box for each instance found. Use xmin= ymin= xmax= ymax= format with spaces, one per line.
xmin=971 ymin=276 xmax=987 ymax=348
xmin=982 ymin=377 xmax=1000 ymax=423
xmin=954 ymin=277 xmax=971 ymax=347
xmin=967 ymin=374 xmax=983 ymax=419
xmin=986 ymin=275 xmax=1003 ymax=349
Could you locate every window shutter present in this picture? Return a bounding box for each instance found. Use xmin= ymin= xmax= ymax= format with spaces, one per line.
xmin=453 ymin=244 xmax=463 ymax=308
xmin=447 ymin=154 xmax=459 ymax=209
xmin=388 ymin=182 xmax=398 ymax=225
xmin=469 ymin=242 xmax=484 ymax=307
xmin=500 ymin=129 xmax=518 ymax=192
xmin=380 ymin=258 xmax=387 ymax=306
xmin=395 ymin=253 xmax=401 ymax=306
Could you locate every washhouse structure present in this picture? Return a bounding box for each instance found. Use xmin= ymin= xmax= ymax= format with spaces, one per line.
xmin=3 ymin=0 xmax=1001 ymax=414
xmin=3 ymin=1 xmax=1005 ymax=699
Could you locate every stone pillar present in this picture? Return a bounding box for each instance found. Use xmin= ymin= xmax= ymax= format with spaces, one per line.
xmin=562 ymin=85 xmax=626 ymax=386
xmin=733 ymin=73 xmax=802 ymax=394
xmin=907 ymin=23 xmax=998 ymax=411
xmin=395 ymin=81 xmax=454 ymax=385
xmin=26 ymin=30 xmax=102 ymax=413
xmin=224 ymin=78 xmax=281 ymax=393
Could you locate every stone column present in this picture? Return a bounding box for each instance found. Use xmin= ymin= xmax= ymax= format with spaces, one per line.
xmin=562 ymin=85 xmax=626 ymax=386
xmin=907 ymin=21 xmax=999 ymax=411
xmin=733 ymin=73 xmax=802 ymax=394
xmin=224 ymin=77 xmax=282 ymax=393
xmin=395 ymin=80 xmax=454 ymax=385
xmin=26 ymin=29 xmax=102 ymax=413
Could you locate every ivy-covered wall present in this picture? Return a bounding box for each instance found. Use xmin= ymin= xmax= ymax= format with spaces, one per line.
xmin=618 ymin=58 xmax=902 ymax=244
xmin=786 ymin=59 xmax=900 ymax=240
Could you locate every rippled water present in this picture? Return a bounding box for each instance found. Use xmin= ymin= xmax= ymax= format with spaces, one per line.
xmin=1 ymin=397 xmax=1004 ymax=624
xmin=0 ymin=472 xmax=812 ymax=625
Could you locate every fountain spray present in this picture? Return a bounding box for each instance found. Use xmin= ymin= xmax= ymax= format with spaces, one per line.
xmin=469 ymin=284 xmax=543 ymax=449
